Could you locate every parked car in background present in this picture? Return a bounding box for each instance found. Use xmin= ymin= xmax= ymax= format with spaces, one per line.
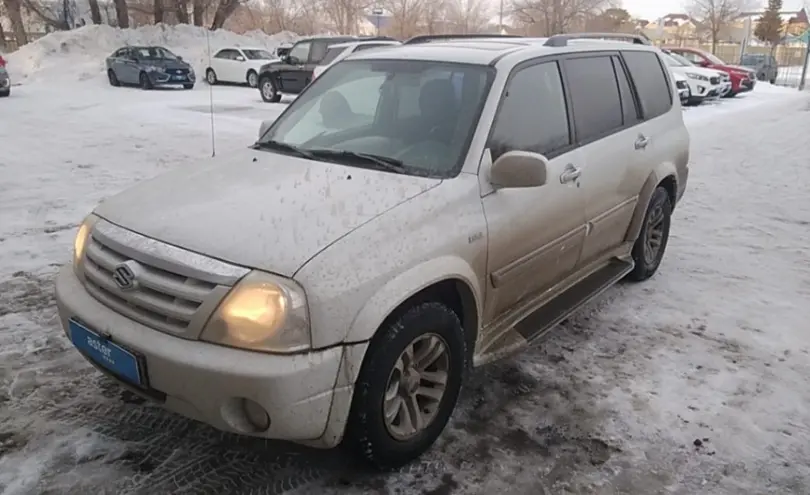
xmin=274 ymin=44 xmax=292 ymax=59
xmin=0 ymin=66 xmax=10 ymax=97
xmin=660 ymin=49 xmax=724 ymax=105
xmin=257 ymin=35 xmax=358 ymax=102
xmin=672 ymin=71 xmax=690 ymax=104
xmin=205 ymin=47 xmax=277 ymax=87
xmin=312 ymin=39 xmax=401 ymax=79
xmin=740 ymin=53 xmax=778 ymax=83
xmin=106 ymin=46 xmax=195 ymax=90
xmin=0 ymin=54 xmax=6 ymax=68
xmin=58 ymin=33 xmax=689 ymax=471
xmin=666 ymin=47 xmax=755 ymax=97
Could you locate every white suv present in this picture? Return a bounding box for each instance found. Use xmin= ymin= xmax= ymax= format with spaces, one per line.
xmin=661 ymin=49 xmax=727 ymax=104
xmin=312 ymin=39 xmax=401 ymax=79
xmin=57 ymin=33 xmax=689 ymax=470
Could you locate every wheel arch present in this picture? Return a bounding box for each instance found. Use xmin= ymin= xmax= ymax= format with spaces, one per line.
xmin=624 ymin=166 xmax=678 ymax=244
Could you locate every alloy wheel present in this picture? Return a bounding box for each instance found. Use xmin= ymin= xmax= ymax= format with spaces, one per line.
xmin=643 ymin=203 xmax=666 ymax=265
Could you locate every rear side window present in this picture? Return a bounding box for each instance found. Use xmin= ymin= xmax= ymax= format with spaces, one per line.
xmin=488 ymin=61 xmax=571 ymax=160
xmin=622 ymin=51 xmax=672 ymax=119
xmin=563 ymin=56 xmax=623 ymax=143
xmin=310 ymin=42 xmax=329 ymax=63
xmin=319 ymin=46 xmax=347 ymax=66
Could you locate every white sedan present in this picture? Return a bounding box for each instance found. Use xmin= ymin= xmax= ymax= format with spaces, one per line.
xmin=205 ymin=47 xmax=278 ymax=88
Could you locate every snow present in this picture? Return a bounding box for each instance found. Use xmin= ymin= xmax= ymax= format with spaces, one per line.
xmin=2 ymin=26 xmax=810 ymax=494
xmin=4 ymin=24 xmax=297 ymax=83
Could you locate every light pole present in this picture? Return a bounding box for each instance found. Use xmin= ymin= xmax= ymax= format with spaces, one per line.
xmin=372 ymin=7 xmax=383 ymax=36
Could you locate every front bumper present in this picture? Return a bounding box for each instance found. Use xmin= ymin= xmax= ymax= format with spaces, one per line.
xmin=55 ymin=265 xmax=353 ymax=445
xmin=739 ymin=78 xmax=755 ymax=92
xmin=148 ymin=70 xmax=195 ymax=86
xmin=678 ymin=87 xmax=690 ymax=102
xmin=718 ymin=81 xmax=732 ymax=96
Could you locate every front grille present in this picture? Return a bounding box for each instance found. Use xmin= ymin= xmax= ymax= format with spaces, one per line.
xmin=709 ymin=76 xmax=719 ymax=85
xmin=676 ymin=80 xmax=688 ymax=89
xmin=79 ymin=219 xmax=247 ymax=338
xmin=169 ymin=68 xmax=189 ymax=75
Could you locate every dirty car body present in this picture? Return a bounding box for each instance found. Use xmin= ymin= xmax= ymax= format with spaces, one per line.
xmin=57 ymin=36 xmax=690 ymax=470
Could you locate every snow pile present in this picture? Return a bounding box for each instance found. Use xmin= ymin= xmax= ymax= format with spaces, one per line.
xmin=5 ymin=24 xmax=298 ymax=84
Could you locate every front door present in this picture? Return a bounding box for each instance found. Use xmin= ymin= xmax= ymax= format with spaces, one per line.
xmin=481 ymin=59 xmax=587 ymax=322
xmin=283 ymin=41 xmax=312 ymax=93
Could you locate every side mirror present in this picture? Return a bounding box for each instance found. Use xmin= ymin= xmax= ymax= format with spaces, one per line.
xmin=258 ymin=119 xmax=273 ymax=140
xmin=235 ymin=55 xmax=245 ymax=62
xmin=490 ymin=151 xmax=548 ymax=189
xmin=282 ymin=55 xmax=291 ymax=64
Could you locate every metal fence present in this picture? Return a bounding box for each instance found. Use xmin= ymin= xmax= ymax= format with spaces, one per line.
xmin=653 ymin=39 xmax=810 ymax=90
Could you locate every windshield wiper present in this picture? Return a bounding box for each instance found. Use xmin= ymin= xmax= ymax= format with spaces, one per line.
xmin=308 ymin=149 xmax=408 ymax=174
xmin=253 ymin=140 xmax=315 ymax=160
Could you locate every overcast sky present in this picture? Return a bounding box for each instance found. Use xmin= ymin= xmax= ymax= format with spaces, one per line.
xmin=620 ymin=0 xmax=807 ymax=20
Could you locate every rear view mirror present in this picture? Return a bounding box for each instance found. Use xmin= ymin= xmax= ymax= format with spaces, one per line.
xmin=490 ymin=151 xmax=548 ymax=189
xmin=258 ymin=120 xmax=273 ymax=140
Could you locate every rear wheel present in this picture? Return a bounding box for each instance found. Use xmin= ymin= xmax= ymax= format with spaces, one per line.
xmin=627 ymin=186 xmax=672 ymax=282
xmin=343 ymin=302 xmax=466 ymax=470
xmin=139 ymin=72 xmax=153 ymax=90
xmin=108 ymin=69 xmax=120 ymax=87
xmin=247 ymin=70 xmax=258 ymax=88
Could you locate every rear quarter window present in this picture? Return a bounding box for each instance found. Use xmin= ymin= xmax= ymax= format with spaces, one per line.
xmin=621 ymin=51 xmax=672 ymax=120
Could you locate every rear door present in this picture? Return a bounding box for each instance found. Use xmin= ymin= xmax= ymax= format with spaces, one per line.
xmin=561 ymin=52 xmax=644 ymax=265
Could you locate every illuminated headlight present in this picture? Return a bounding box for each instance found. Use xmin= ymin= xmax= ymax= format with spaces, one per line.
xmin=145 ymin=66 xmax=166 ymax=73
xmin=201 ymin=271 xmax=310 ymax=353
xmin=72 ymin=214 xmax=98 ymax=275
xmin=686 ymin=72 xmax=708 ymax=81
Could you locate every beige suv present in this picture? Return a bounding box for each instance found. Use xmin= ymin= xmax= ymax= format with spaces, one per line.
xmin=56 ymin=33 xmax=689 ymax=470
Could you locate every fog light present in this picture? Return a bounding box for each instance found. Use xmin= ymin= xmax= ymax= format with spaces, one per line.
xmin=242 ymin=398 xmax=270 ymax=431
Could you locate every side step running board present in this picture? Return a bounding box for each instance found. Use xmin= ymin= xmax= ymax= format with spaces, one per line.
xmin=514 ymin=259 xmax=634 ymax=344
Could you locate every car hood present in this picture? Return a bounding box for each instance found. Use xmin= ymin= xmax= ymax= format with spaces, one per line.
xmin=674 ymin=66 xmax=721 ymax=79
xmin=139 ymin=59 xmax=191 ymax=70
xmin=93 ymin=147 xmax=441 ymax=277
xmin=716 ymin=64 xmax=755 ymax=75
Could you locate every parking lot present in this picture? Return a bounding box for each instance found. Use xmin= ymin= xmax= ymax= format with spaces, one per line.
xmin=2 ymin=62 xmax=810 ymax=495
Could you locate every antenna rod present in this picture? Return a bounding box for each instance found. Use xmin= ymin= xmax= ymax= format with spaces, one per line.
xmin=205 ymin=27 xmax=216 ymax=157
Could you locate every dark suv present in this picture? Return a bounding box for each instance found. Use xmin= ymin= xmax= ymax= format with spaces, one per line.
xmin=257 ymin=36 xmax=359 ymax=103
xmin=740 ymin=53 xmax=778 ymax=84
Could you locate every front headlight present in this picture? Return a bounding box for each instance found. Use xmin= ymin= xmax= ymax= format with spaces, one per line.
xmin=73 ymin=215 xmax=97 ymax=273
xmin=686 ymin=72 xmax=708 ymax=81
xmin=201 ymin=271 xmax=310 ymax=353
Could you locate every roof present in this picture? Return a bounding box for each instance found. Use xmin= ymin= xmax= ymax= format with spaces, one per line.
xmin=348 ymin=38 xmax=662 ymax=66
xmin=330 ymin=40 xmax=401 ymax=49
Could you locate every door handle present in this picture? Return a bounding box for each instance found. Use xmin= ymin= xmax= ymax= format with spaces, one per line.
xmin=635 ymin=135 xmax=650 ymax=150
xmin=560 ymin=164 xmax=581 ymax=184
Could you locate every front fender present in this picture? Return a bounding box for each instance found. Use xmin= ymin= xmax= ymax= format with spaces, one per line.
xmin=345 ymin=255 xmax=483 ymax=344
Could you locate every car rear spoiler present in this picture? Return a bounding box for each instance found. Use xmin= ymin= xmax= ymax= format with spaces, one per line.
xmin=544 ymin=32 xmax=652 ymax=47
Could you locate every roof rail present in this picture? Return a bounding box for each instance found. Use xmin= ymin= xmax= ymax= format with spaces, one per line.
xmin=544 ymin=32 xmax=652 ymax=47
xmin=357 ymin=35 xmax=399 ymax=42
xmin=403 ymin=33 xmax=524 ymax=45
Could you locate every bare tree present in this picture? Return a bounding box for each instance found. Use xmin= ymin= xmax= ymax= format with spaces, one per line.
xmin=87 ymin=0 xmax=102 ymax=23
xmin=174 ymin=0 xmax=189 ymax=23
xmin=421 ymin=0 xmax=447 ymax=34
xmin=113 ymin=0 xmax=130 ymax=27
xmin=445 ymin=0 xmax=490 ymax=33
xmin=154 ymin=0 xmax=164 ymax=22
xmin=385 ymin=0 xmax=425 ymax=37
xmin=210 ymin=0 xmax=241 ymax=29
xmin=511 ymin=0 xmax=612 ymax=36
xmin=687 ymin=0 xmax=751 ymax=53
xmin=322 ymin=0 xmax=366 ymax=33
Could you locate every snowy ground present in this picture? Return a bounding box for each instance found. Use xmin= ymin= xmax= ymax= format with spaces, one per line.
xmin=2 ymin=67 xmax=810 ymax=494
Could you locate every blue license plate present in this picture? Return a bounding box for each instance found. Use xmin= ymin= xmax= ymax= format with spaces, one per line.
xmin=172 ymin=75 xmax=185 ymax=81
xmin=69 ymin=320 xmax=144 ymax=386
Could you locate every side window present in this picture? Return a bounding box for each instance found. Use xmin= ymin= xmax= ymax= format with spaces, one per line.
xmin=310 ymin=42 xmax=329 ymax=64
xmin=488 ymin=61 xmax=571 ymax=161
xmin=622 ymin=51 xmax=673 ymax=120
xmin=214 ymin=49 xmax=230 ymax=59
xmin=319 ymin=46 xmax=348 ymax=66
xmin=288 ymin=42 xmax=311 ymax=64
xmin=612 ymin=56 xmax=639 ymax=125
xmin=563 ymin=56 xmax=623 ymax=143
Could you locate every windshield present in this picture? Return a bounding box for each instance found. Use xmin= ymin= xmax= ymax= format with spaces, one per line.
xmin=668 ymin=52 xmax=695 ymax=66
xmin=702 ymin=51 xmax=725 ymax=65
xmin=741 ymin=54 xmax=764 ymax=65
xmin=258 ymin=59 xmax=495 ymax=178
xmin=133 ymin=47 xmax=178 ymax=60
xmin=243 ymin=49 xmax=274 ymax=60
xmin=663 ymin=53 xmax=688 ymax=67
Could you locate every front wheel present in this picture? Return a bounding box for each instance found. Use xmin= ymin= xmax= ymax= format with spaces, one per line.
xmin=183 ymin=83 xmax=194 ymax=90
xmin=259 ymin=76 xmax=281 ymax=103
xmin=343 ymin=302 xmax=466 ymax=470
xmin=247 ymin=70 xmax=258 ymax=88
xmin=108 ymin=69 xmax=120 ymax=87
xmin=139 ymin=72 xmax=153 ymax=90
xmin=627 ymin=186 xmax=672 ymax=282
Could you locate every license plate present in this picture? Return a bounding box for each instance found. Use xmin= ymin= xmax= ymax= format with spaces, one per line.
xmin=69 ymin=319 xmax=144 ymax=386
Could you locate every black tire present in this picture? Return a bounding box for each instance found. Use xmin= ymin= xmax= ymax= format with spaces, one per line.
xmin=259 ymin=76 xmax=281 ymax=103
xmin=139 ymin=72 xmax=153 ymax=90
xmin=247 ymin=70 xmax=258 ymax=88
xmin=627 ymin=186 xmax=672 ymax=282
xmin=0 ymin=89 xmax=9 ymax=97
xmin=723 ymin=91 xmax=736 ymax=98
xmin=183 ymin=83 xmax=194 ymax=90
xmin=206 ymin=68 xmax=217 ymax=85
xmin=343 ymin=302 xmax=466 ymax=470
xmin=769 ymin=78 xmax=776 ymax=84
xmin=108 ymin=69 xmax=120 ymax=87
